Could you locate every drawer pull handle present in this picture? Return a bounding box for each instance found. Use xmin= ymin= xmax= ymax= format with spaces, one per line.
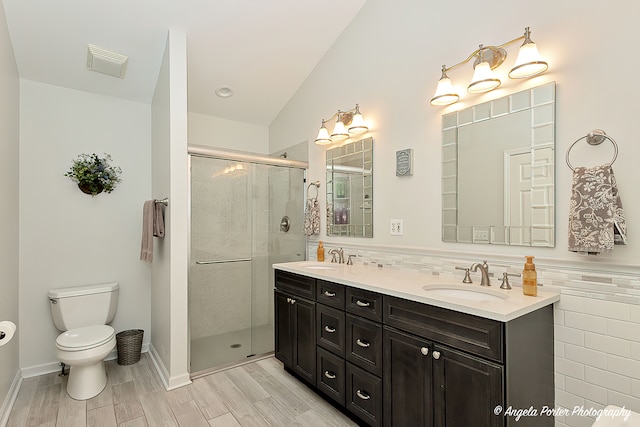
xmin=355 ymin=300 xmax=370 ymax=307
xmin=323 ymin=290 xmax=336 ymax=297
xmin=324 ymin=370 xmax=336 ymax=379
xmin=356 ymin=390 xmax=371 ymax=400
xmin=420 ymin=347 xmax=429 ymax=356
xmin=324 ymin=326 xmax=336 ymax=333
xmin=356 ymin=339 xmax=370 ymax=348
xmin=432 ymin=351 xmax=441 ymax=360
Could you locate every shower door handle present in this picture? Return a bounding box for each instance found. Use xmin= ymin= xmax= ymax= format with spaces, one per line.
xmin=195 ymin=258 xmax=252 ymax=265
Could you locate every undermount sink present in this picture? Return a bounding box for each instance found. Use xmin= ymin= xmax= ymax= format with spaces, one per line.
xmin=303 ymin=264 xmax=340 ymax=270
xmin=422 ymin=284 xmax=507 ymax=302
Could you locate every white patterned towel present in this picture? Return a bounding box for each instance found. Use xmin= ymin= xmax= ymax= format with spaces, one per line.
xmin=568 ymin=165 xmax=626 ymax=254
xmin=303 ymin=197 xmax=320 ymax=236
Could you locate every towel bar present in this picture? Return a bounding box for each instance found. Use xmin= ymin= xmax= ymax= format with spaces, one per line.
xmin=154 ymin=198 xmax=168 ymax=206
xmin=566 ymin=129 xmax=618 ymax=171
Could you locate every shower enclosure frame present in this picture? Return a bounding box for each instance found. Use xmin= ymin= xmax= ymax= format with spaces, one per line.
xmin=187 ymin=144 xmax=308 ymax=378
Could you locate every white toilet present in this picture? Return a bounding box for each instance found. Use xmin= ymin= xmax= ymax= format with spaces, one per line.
xmin=48 ymin=282 xmax=119 ymax=400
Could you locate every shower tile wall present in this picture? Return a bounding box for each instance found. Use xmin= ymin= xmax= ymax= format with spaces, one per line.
xmin=190 ymin=263 xmax=251 ymax=339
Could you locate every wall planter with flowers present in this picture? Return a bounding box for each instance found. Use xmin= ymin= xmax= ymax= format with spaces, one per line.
xmin=65 ymin=153 xmax=122 ymax=196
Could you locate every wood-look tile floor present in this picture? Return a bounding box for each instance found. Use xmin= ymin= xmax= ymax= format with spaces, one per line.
xmin=7 ymin=354 xmax=358 ymax=427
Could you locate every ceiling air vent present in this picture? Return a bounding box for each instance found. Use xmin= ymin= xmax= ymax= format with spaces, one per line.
xmin=86 ymin=44 xmax=128 ymax=79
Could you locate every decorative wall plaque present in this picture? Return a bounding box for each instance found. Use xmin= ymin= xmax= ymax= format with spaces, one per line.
xmin=396 ymin=149 xmax=413 ymax=176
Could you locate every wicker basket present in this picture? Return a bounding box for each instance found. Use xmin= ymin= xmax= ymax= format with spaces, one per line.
xmin=116 ymin=329 xmax=144 ymax=365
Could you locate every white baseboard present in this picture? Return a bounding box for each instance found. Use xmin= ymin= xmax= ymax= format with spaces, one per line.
xmin=0 ymin=370 xmax=22 ymax=427
xmin=21 ymin=343 xmax=151 ymax=378
xmin=147 ymin=344 xmax=191 ymax=391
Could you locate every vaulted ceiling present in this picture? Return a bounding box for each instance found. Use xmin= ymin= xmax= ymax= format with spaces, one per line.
xmin=2 ymin=0 xmax=366 ymax=126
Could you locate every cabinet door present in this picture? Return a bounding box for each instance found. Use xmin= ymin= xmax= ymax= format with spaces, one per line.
xmin=432 ymin=344 xmax=504 ymax=427
xmin=383 ymin=327 xmax=432 ymax=427
xmin=274 ymin=290 xmax=294 ymax=367
xmin=292 ymin=296 xmax=316 ymax=385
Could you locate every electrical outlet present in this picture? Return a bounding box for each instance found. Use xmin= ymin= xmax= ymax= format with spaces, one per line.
xmin=390 ymin=219 xmax=403 ymax=236
xmin=474 ymin=230 xmax=489 ymax=242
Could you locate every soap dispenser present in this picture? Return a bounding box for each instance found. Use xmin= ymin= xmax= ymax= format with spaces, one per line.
xmin=522 ymin=256 xmax=537 ymax=296
xmin=317 ymin=241 xmax=325 ymax=262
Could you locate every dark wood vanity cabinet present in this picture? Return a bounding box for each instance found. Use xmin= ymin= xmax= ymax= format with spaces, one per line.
xmin=275 ymin=270 xmax=554 ymax=427
xmin=274 ymin=272 xmax=316 ymax=386
xmin=384 ymin=295 xmax=554 ymax=427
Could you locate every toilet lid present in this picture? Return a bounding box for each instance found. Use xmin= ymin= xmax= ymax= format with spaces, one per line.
xmin=56 ymin=325 xmax=115 ymax=351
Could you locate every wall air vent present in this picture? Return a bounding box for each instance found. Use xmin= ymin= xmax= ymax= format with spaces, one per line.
xmin=86 ymin=44 xmax=128 ymax=79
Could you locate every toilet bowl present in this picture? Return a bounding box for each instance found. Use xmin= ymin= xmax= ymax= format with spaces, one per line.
xmin=48 ymin=282 xmax=119 ymax=400
xmin=55 ymin=325 xmax=116 ymax=400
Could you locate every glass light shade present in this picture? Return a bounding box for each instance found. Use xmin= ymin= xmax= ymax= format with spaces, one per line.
xmin=348 ymin=112 xmax=368 ymax=134
xmin=508 ymin=42 xmax=548 ymax=78
xmin=331 ymin=119 xmax=349 ymax=140
xmin=468 ymin=61 xmax=501 ymax=93
xmin=314 ymin=123 xmax=332 ymax=145
xmin=430 ymin=76 xmax=460 ymax=106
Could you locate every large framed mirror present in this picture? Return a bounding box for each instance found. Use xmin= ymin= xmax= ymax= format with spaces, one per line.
xmin=326 ymin=137 xmax=373 ymax=237
xmin=442 ymin=82 xmax=555 ymax=246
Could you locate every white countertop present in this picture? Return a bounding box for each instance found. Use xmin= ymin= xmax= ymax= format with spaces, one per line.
xmin=273 ymin=261 xmax=560 ymax=322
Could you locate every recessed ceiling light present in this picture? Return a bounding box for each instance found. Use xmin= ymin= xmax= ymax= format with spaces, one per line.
xmin=215 ymin=86 xmax=234 ymax=98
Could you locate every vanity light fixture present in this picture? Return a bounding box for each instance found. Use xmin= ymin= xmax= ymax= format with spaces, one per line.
xmin=430 ymin=27 xmax=548 ymax=106
xmin=314 ymin=104 xmax=369 ymax=146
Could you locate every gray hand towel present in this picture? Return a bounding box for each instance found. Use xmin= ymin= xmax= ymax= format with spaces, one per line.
xmin=140 ymin=200 xmax=154 ymax=262
xmin=153 ymin=202 xmax=165 ymax=238
xmin=568 ymin=165 xmax=626 ymax=254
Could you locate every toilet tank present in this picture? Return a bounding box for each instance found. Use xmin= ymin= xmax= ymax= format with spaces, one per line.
xmin=48 ymin=282 xmax=119 ymax=331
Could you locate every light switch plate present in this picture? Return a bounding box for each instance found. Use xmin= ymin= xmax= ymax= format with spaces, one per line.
xmin=390 ymin=219 xmax=403 ymax=236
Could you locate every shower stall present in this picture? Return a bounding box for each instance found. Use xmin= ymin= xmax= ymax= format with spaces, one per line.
xmin=188 ymin=146 xmax=307 ymax=376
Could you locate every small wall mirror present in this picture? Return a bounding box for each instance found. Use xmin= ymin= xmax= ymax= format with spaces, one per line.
xmin=442 ymin=82 xmax=555 ymax=246
xmin=326 ymin=137 xmax=373 ymax=237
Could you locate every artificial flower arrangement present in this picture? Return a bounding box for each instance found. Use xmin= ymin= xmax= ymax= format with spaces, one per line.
xmin=64 ymin=153 xmax=122 ymax=196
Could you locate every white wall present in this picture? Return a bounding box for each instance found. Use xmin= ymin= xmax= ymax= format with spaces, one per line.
xmin=270 ymin=0 xmax=640 ymax=266
xmin=188 ymin=112 xmax=269 ymax=153
xmin=0 ymin=1 xmax=20 ymax=422
xmin=18 ymin=81 xmax=151 ymax=373
xmin=270 ymin=0 xmax=640 ymax=425
xmin=149 ymin=30 xmax=190 ymax=390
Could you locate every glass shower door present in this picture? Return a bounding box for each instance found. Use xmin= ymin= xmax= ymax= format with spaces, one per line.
xmin=189 ymin=155 xmax=306 ymax=374
xmin=190 ymin=157 xmax=253 ymax=372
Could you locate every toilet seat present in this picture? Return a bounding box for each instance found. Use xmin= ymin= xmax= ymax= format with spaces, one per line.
xmin=56 ymin=325 xmax=115 ymax=352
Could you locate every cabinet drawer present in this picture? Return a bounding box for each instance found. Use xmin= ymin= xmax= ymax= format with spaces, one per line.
xmin=384 ymin=295 xmax=504 ymax=363
xmin=275 ymin=270 xmax=315 ymax=300
xmin=346 ymin=288 xmax=383 ymax=322
xmin=346 ymin=314 xmax=382 ymax=376
xmin=317 ymin=304 xmax=345 ymax=357
xmin=317 ymin=280 xmax=346 ymax=310
xmin=317 ymin=347 xmax=345 ymax=406
xmin=346 ymin=362 xmax=382 ymax=427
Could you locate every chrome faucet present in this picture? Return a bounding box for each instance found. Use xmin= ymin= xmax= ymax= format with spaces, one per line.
xmin=470 ymin=261 xmax=491 ymax=286
xmin=329 ymin=248 xmax=344 ymax=264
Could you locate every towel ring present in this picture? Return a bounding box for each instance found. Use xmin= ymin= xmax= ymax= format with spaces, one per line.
xmin=307 ymin=181 xmax=320 ymax=199
xmin=565 ymin=129 xmax=618 ymax=171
